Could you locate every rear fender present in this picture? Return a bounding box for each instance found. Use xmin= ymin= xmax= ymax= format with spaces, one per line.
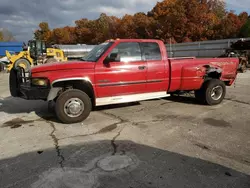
xmin=203 ymin=65 xmax=222 ymax=80
xmin=179 ymin=64 xmax=223 ymax=91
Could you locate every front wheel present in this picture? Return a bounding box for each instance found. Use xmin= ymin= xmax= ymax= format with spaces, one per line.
xmin=9 ymin=68 xmax=21 ymax=97
xmin=195 ymin=79 xmax=226 ymax=105
xmin=55 ymin=89 xmax=92 ymax=124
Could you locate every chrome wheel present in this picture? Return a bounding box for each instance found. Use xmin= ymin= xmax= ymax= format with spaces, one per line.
xmin=211 ymin=86 xmax=223 ymax=100
xmin=64 ymin=98 xmax=84 ymax=118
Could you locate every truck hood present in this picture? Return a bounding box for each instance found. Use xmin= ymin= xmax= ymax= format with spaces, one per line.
xmin=31 ymin=61 xmax=95 ymax=73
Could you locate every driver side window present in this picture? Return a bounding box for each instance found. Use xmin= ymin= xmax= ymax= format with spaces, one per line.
xmin=107 ymin=42 xmax=142 ymax=63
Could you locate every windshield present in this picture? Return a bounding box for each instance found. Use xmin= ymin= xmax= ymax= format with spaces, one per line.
xmin=81 ymin=42 xmax=113 ymax=62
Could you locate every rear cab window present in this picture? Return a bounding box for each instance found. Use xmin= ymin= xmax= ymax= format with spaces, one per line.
xmin=107 ymin=42 xmax=142 ymax=63
xmin=140 ymin=42 xmax=162 ymax=61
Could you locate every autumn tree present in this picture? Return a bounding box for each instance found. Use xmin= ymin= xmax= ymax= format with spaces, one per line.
xmin=34 ymin=22 xmax=51 ymax=43
xmin=181 ymin=0 xmax=219 ymax=41
xmin=151 ymin=0 xmax=185 ymax=42
xmin=132 ymin=12 xmax=156 ymax=39
xmin=95 ymin=13 xmax=120 ymax=42
xmin=151 ymin=0 xmax=218 ymax=42
xmin=238 ymin=12 xmax=249 ymax=24
xmin=117 ymin=14 xmax=138 ymax=39
xmin=206 ymin=0 xmax=226 ymax=18
xmin=75 ymin=18 xmax=94 ymax=44
xmin=50 ymin=28 xmax=66 ymax=44
xmin=214 ymin=12 xmax=242 ymax=39
xmin=33 ymin=0 xmax=249 ymax=45
xmin=51 ymin=26 xmax=77 ymax=44
xmin=74 ymin=14 xmax=120 ymax=44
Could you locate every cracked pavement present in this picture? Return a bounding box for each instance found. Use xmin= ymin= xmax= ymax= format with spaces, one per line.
xmin=0 ymin=72 xmax=250 ymax=188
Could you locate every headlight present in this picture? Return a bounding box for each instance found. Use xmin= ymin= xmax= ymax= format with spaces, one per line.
xmin=31 ymin=78 xmax=49 ymax=86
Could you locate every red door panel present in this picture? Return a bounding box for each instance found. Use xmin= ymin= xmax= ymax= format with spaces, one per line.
xmin=95 ymin=42 xmax=147 ymax=98
xmin=95 ymin=62 xmax=147 ymax=98
xmin=140 ymin=42 xmax=169 ymax=93
xmin=146 ymin=60 xmax=169 ymax=92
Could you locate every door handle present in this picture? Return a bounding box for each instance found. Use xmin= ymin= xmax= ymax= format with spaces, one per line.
xmin=138 ymin=66 xmax=146 ymax=70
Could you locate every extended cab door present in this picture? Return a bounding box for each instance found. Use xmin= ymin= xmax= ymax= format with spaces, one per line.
xmin=95 ymin=42 xmax=147 ymax=98
xmin=140 ymin=42 xmax=170 ymax=92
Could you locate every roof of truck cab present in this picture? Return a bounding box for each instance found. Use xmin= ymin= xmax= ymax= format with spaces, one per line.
xmin=105 ymin=39 xmax=162 ymax=43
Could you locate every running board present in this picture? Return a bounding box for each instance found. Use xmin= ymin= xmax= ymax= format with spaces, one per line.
xmin=96 ymin=92 xmax=170 ymax=106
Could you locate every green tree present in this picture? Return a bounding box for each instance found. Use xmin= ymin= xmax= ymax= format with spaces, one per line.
xmin=238 ymin=12 xmax=249 ymax=24
xmin=239 ymin=19 xmax=250 ymax=37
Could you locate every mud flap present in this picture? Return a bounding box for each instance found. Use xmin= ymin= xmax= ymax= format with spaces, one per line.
xmin=9 ymin=68 xmax=21 ymax=97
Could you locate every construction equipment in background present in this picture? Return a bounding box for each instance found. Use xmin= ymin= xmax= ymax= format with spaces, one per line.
xmin=0 ymin=56 xmax=9 ymax=72
xmin=53 ymin=44 xmax=95 ymax=59
xmin=5 ymin=46 xmax=33 ymax=72
xmin=219 ymin=39 xmax=250 ymax=73
xmin=0 ymin=42 xmax=23 ymax=72
xmin=5 ymin=40 xmax=67 ymax=72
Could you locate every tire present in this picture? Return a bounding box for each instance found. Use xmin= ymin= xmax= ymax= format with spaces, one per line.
xmin=45 ymin=58 xmax=57 ymax=64
xmin=198 ymin=79 xmax=226 ymax=105
xmin=14 ymin=58 xmax=31 ymax=72
xmin=48 ymin=100 xmax=55 ymax=114
xmin=9 ymin=68 xmax=21 ymax=97
xmin=194 ymin=89 xmax=205 ymax=104
xmin=55 ymin=89 xmax=92 ymax=124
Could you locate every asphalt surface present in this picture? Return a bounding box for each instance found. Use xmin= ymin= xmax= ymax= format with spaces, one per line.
xmin=0 ymin=72 xmax=250 ymax=188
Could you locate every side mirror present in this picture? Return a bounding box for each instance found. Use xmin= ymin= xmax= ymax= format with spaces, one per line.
xmin=104 ymin=53 xmax=120 ymax=65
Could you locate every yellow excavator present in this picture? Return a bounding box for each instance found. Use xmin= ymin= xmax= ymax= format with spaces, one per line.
xmin=5 ymin=40 xmax=67 ymax=72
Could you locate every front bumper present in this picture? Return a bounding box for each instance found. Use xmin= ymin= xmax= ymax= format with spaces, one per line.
xmin=19 ymin=83 xmax=50 ymax=100
xmin=10 ymin=68 xmax=50 ymax=100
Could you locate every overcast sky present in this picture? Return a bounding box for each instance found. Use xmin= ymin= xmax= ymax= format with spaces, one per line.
xmin=0 ymin=0 xmax=249 ymax=42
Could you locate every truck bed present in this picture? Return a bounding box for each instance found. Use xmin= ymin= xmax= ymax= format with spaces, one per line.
xmin=168 ymin=57 xmax=239 ymax=92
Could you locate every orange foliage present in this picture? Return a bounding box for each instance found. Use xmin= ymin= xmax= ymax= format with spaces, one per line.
xmin=34 ymin=0 xmax=249 ymax=44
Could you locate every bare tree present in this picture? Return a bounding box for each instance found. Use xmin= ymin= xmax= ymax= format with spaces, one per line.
xmin=0 ymin=28 xmax=16 ymax=41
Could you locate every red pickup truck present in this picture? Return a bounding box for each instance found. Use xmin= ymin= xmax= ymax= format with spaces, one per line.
xmin=9 ymin=39 xmax=239 ymax=124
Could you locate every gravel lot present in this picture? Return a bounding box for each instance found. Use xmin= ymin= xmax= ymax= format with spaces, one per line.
xmin=0 ymin=71 xmax=250 ymax=188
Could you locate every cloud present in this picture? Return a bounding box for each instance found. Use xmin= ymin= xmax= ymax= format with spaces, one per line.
xmin=1 ymin=0 xmax=248 ymax=42
xmin=226 ymin=0 xmax=250 ymax=11
xmin=0 ymin=0 xmax=159 ymax=42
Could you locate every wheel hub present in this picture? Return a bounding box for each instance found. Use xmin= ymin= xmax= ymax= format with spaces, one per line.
xmin=64 ymin=98 xmax=84 ymax=118
xmin=211 ymin=86 xmax=223 ymax=100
